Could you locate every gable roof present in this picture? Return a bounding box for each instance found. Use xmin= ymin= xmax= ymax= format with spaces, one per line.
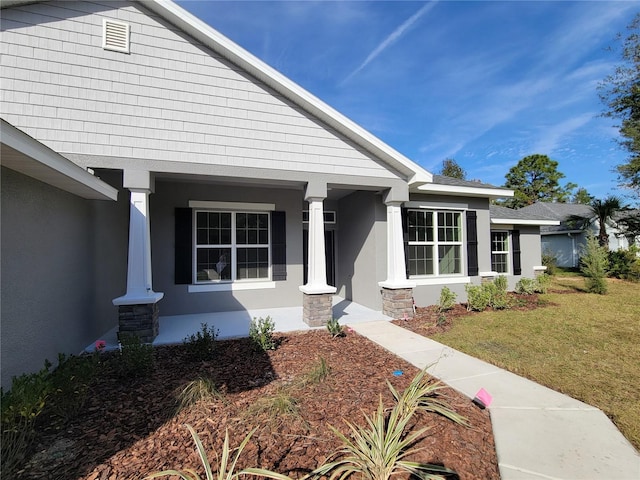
xmin=490 ymin=204 xmax=560 ymax=226
xmin=519 ymin=202 xmax=593 ymax=221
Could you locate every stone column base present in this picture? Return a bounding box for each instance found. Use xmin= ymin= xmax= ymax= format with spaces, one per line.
xmin=302 ymin=292 xmax=333 ymax=327
xmin=381 ymin=287 xmax=414 ymax=320
xmin=117 ymin=303 xmax=159 ymax=343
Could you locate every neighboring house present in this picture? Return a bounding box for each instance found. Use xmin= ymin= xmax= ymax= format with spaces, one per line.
xmin=1 ymin=0 xmax=553 ymax=387
xmin=519 ymin=202 xmax=639 ymax=268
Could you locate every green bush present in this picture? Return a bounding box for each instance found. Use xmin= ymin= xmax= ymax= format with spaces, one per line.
xmin=490 ymin=276 xmax=509 ymax=309
xmin=1 ymin=363 xmax=53 ymax=477
xmin=249 ymin=316 xmax=276 ymax=351
xmin=515 ymin=277 xmax=537 ymax=295
xmin=437 ymin=286 xmax=457 ymax=312
xmin=48 ymin=352 xmax=100 ymax=424
xmin=465 ymin=284 xmax=491 ymax=311
xmin=183 ymin=323 xmax=218 ymax=361
xmin=117 ymin=334 xmax=154 ymax=378
xmin=542 ymin=251 xmax=558 ymax=275
xmin=535 ymin=273 xmax=551 ymax=293
xmin=608 ymin=246 xmax=640 ymax=281
xmin=580 ymin=235 xmax=609 ymax=294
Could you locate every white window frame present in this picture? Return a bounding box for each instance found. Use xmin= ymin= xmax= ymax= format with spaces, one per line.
xmin=491 ymin=230 xmax=510 ymax=274
xmin=193 ymin=210 xmax=272 ymax=284
xmin=407 ymin=209 xmax=464 ymax=278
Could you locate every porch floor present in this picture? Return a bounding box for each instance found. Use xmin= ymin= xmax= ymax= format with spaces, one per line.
xmin=85 ymin=296 xmax=392 ymax=353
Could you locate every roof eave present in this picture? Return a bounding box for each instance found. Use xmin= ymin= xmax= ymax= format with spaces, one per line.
xmin=491 ymin=219 xmax=561 ymax=226
xmin=142 ymin=0 xmax=431 ymax=184
xmin=0 ymin=119 xmax=119 ymax=201
xmin=415 ymin=183 xmax=514 ymax=199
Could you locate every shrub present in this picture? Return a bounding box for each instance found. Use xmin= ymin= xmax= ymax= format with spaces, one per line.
xmin=117 ymin=334 xmax=154 ymax=378
xmin=542 ymin=251 xmax=558 ymax=276
xmin=48 ymin=352 xmax=100 ymax=424
xmin=249 ymin=316 xmax=276 ymax=351
xmin=608 ymin=246 xmax=640 ymax=281
xmin=490 ymin=276 xmax=509 ymax=309
xmin=580 ymin=235 xmax=609 ymax=294
xmin=437 ymin=286 xmax=457 ymax=313
xmin=183 ymin=323 xmax=218 ymax=361
xmin=515 ymin=277 xmax=537 ymax=295
xmin=465 ymin=284 xmax=491 ymax=311
xmin=535 ymin=273 xmax=551 ymax=293
xmin=326 ymin=318 xmax=345 ymax=338
xmin=1 ymin=363 xmax=53 ymax=476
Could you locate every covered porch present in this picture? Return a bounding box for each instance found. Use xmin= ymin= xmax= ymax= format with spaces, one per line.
xmin=85 ymin=296 xmax=392 ymax=352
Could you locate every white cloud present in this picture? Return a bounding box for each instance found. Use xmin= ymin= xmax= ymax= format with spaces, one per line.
xmin=532 ymin=113 xmax=596 ymax=154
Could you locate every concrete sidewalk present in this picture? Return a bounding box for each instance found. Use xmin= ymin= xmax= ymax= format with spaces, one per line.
xmin=349 ymin=321 xmax=640 ymax=480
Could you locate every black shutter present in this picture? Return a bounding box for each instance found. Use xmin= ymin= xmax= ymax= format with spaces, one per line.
xmin=402 ymin=208 xmax=410 ymax=277
xmin=175 ymin=208 xmax=193 ymax=284
xmin=511 ymin=229 xmax=522 ymax=275
xmin=466 ymin=210 xmax=479 ymax=276
xmin=271 ymin=211 xmax=287 ymax=281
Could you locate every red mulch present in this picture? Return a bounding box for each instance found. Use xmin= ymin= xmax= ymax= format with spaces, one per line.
xmin=17 ymin=330 xmax=499 ymax=480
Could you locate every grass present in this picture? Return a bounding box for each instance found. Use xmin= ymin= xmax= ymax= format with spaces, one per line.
xmin=431 ymin=275 xmax=640 ymax=450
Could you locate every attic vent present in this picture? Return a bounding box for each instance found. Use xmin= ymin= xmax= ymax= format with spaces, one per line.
xmin=102 ymin=19 xmax=130 ymax=53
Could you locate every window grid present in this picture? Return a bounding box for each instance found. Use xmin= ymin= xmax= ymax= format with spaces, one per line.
xmin=408 ymin=210 xmax=463 ymax=277
xmin=491 ymin=231 xmax=509 ymax=274
xmin=195 ymin=211 xmax=270 ymax=283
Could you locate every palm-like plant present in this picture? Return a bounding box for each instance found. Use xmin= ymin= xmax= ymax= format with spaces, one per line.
xmin=589 ymin=196 xmax=627 ymax=247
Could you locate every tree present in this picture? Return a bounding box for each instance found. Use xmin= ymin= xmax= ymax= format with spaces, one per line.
xmin=571 ymin=187 xmax=594 ymax=204
xmin=580 ymin=234 xmax=609 ymax=294
xmin=587 ymin=196 xmax=628 ymax=247
xmin=439 ymin=158 xmax=466 ymax=179
xmin=599 ymin=13 xmax=640 ymax=197
xmin=503 ymin=154 xmax=576 ymax=208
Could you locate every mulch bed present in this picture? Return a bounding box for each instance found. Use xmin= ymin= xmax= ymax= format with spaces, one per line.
xmin=17 ymin=330 xmax=499 ymax=480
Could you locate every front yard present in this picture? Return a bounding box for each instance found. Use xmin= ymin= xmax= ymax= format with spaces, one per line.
xmin=428 ymin=275 xmax=640 ymax=450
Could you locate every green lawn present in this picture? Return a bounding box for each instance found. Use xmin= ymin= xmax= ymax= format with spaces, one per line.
xmin=431 ymin=275 xmax=640 ymax=450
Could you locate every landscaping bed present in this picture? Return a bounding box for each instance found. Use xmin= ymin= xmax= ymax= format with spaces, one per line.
xmin=15 ymin=329 xmax=499 ymax=480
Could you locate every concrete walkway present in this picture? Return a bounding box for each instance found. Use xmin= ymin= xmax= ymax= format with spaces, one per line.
xmin=350 ymin=321 xmax=640 ymax=480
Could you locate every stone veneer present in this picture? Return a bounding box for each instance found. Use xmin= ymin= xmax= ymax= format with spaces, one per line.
xmin=302 ymin=292 xmax=333 ymax=327
xmin=117 ymin=303 xmax=159 ymax=343
xmin=381 ymin=287 xmax=414 ymax=319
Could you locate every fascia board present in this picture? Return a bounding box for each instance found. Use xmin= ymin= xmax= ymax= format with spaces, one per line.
xmin=142 ymin=0 xmax=432 ymax=184
xmin=491 ymin=219 xmax=561 ymax=226
xmin=0 ymin=120 xmax=118 ymax=201
xmin=416 ymin=182 xmax=514 ymax=199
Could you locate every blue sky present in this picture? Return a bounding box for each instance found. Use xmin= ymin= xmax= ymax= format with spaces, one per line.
xmin=177 ymin=0 xmax=638 ymax=203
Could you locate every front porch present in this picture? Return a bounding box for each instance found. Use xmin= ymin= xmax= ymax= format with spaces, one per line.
xmin=84 ymin=296 xmax=391 ymax=353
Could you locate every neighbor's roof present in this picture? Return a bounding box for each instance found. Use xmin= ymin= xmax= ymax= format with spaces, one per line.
xmin=490 ymin=204 xmax=560 ymax=226
xmin=518 ymin=202 xmax=594 ymax=233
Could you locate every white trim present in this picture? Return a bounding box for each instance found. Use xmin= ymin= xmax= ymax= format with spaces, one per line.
xmin=412 ymin=276 xmax=470 ymax=286
xmin=189 ymin=200 xmax=275 ymax=211
xmin=188 ymin=281 xmax=276 ymax=293
xmin=533 ymin=266 xmax=548 ymax=271
xmin=404 ymin=202 xmax=468 ymax=211
xmin=490 ymin=230 xmax=510 ymax=275
xmin=479 ymin=271 xmax=499 ymax=277
xmin=492 ymin=218 xmax=560 ymax=226
xmin=0 ymin=119 xmax=118 ymax=200
xmin=416 ymin=183 xmax=513 ymax=199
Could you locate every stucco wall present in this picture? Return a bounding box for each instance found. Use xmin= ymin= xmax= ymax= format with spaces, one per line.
xmin=150 ymin=179 xmax=305 ymax=315
xmin=1 ymin=167 xmax=105 ymax=388
xmin=0 ymin=0 xmax=399 ymax=179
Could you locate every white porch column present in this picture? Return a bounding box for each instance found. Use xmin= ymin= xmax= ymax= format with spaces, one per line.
xmin=379 ymin=201 xmax=415 ymax=289
xmin=113 ymin=188 xmax=163 ymax=306
xmin=300 ymin=197 xmax=336 ymax=295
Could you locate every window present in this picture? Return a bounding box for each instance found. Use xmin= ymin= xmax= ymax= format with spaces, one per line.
xmin=407 ymin=210 xmax=463 ymax=277
xmin=195 ymin=211 xmax=270 ymax=282
xmin=491 ymin=231 xmax=509 ymax=273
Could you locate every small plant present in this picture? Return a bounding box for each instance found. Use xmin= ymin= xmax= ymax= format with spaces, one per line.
xmin=437 ymin=286 xmax=457 ymax=313
xmin=144 ymin=424 xmax=291 ymax=480
xmin=117 ymin=334 xmax=154 ymax=378
xmin=303 ymin=357 xmax=331 ymax=385
xmin=535 ymin=272 xmax=551 ymax=293
xmin=542 ymin=251 xmax=558 ymax=275
xmin=515 ymin=277 xmax=537 ymax=295
xmin=465 ymin=284 xmax=491 ymax=311
xmin=436 ymin=313 xmax=447 ymax=327
xmin=249 ymin=316 xmax=276 ymax=351
xmin=326 ymin=318 xmax=345 ymax=338
xmin=175 ymin=377 xmax=223 ymax=413
xmin=247 ymin=387 xmax=300 ymax=425
xmin=580 ymin=234 xmax=609 ymax=294
xmin=489 ymin=276 xmax=509 ymax=310
xmin=183 ymin=323 xmax=219 ymax=361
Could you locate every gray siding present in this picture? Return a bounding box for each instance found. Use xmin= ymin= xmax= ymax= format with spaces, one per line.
xmin=0 ymin=167 xmax=108 ymax=388
xmin=0 ymin=0 xmax=398 ymax=179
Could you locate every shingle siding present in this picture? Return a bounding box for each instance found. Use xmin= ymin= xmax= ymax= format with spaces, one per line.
xmin=1 ymin=0 xmax=397 ymax=179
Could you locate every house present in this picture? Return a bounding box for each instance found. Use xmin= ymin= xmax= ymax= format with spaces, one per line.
xmin=519 ymin=202 xmax=639 ymax=268
xmin=1 ymin=0 xmax=554 ymax=387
